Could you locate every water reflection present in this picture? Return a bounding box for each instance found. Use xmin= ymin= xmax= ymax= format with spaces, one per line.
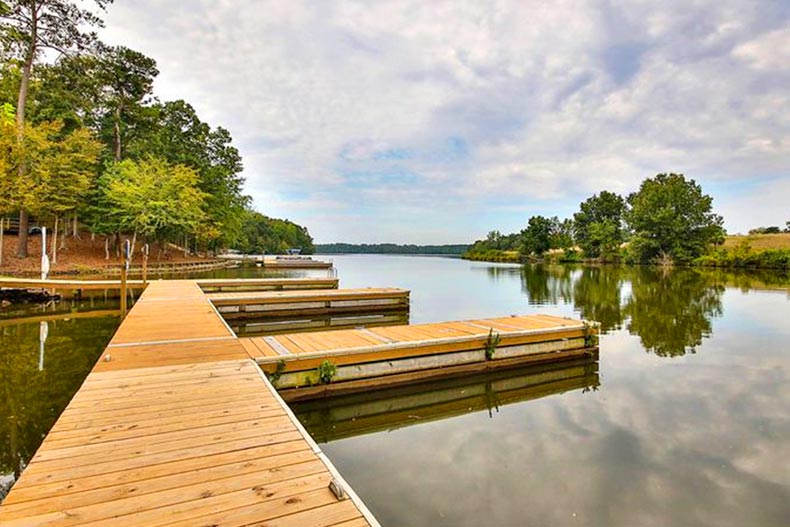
xmin=293 ymin=357 xmax=599 ymax=442
xmin=625 ymin=267 xmax=724 ymax=356
xmin=0 ymin=303 xmax=119 ymax=500
xmin=509 ymin=265 xmax=731 ymax=357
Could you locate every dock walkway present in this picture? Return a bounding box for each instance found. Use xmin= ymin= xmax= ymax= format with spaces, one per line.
xmin=0 ymin=280 xmax=378 ymax=527
xmin=208 ymin=287 xmax=409 ymax=319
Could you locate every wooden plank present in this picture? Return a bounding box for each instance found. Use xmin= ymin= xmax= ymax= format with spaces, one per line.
xmin=0 ymin=278 xmax=379 ymax=527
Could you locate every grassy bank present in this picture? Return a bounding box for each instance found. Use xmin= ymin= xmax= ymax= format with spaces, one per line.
xmin=464 ymin=234 xmax=790 ymax=270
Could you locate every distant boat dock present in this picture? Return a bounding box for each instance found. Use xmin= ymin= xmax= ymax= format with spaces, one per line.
xmin=0 ymin=277 xmax=597 ymax=526
xmin=218 ymin=253 xmax=334 ymax=269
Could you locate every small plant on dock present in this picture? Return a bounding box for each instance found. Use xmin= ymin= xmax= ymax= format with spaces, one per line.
xmin=583 ymin=321 xmax=599 ymax=347
xmin=484 ymin=329 xmax=501 ymax=360
xmin=317 ymin=360 xmax=337 ymax=384
xmin=266 ymin=360 xmax=287 ymax=387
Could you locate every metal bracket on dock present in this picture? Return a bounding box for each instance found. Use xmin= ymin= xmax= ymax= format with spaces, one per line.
xmin=329 ymin=478 xmax=348 ymax=501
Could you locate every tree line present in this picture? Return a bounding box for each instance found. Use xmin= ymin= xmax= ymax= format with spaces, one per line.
xmin=466 ymin=173 xmax=728 ymax=265
xmin=315 ymin=243 xmax=469 ymax=255
xmin=0 ymin=0 xmax=314 ymax=262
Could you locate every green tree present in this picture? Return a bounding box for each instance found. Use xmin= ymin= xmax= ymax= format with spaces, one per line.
xmin=549 ymin=216 xmax=574 ymax=250
xmin=131 ymin=100 xmax=246 ymax=250
xmin=521 ymin=215 xmax=553 ymax=256
xmin=1 ymin=0 xmax=112 ymax=257
xmin=234 ymin=209 xmax=315 ymax=255
xmin=573 ymin=190 xmax=625 ymax=259
xmin=94 ymin=157 xmax=206 ymax=254
xmin=625 ymin=173 xmax=725 ymax=264
xmin=94 ymin=45 xmax=158 ymax=161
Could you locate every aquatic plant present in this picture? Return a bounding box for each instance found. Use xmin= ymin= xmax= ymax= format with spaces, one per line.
xmin=484 ymin=329 xmax=501 ymax=360
xmin=317 ymin=360 xmax=337 ymax=384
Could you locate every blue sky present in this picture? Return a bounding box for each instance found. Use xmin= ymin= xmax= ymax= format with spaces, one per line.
xmin=102 ymin=0 xmax=790 ymax=243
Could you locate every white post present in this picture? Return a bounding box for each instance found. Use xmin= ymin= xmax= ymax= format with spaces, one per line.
xmin=38 ymin=321 xmax=49 ymax=371
xmin=41 ymin=227 xmax=50 ymax=280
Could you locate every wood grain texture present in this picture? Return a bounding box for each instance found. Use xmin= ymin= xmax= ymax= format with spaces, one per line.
xmin=0 ymin=280 xmax=375 ymax=527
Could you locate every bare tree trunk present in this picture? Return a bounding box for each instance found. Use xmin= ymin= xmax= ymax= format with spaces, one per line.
xmin=0 ymin=218 xmax=5 ymax=266
xmin=104 ymin=236 xmax=109 ymax=260
xmin=114 ymin=105 xmax=122 ymax=161
xmin=72 ymin=213 xmax=80 ymax=238
xmin=130 ymin=230 xmax=137 ymax=261
xmin=59 ymin=216 xmax=66 ymax=250
xmin=15 ymin=8 xmax=37 ymax=259
xmin=52 ymin=217 xmax=58 ymax=264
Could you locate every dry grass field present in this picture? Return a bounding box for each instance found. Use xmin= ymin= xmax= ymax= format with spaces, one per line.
xmin=724 ymin=233 xmax=790 ymax=251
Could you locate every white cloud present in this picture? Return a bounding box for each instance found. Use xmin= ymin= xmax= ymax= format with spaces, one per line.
xmin=100 ymin=1 xmax=790 ymax=242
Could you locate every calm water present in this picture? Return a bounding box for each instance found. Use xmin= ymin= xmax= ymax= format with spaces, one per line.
xmin=2 ymin=255 xmax=790 ymax=526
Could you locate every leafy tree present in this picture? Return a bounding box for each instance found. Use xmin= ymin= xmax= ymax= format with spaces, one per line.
xmin=521 ymin=215 xmax=553 ymax=256
xmin=625 ymin=173 xmax=725 ymax=264
xmin=234 ymin=209 xmax=315 ymax=255
xmin=573 ymin=190 xmax=625 ymax=259
xmin=94 ymin=157 xmax=206 ymax=254
xmin=94 ymin=45 xmax=158 ymax=161
xmin=1 ymin=0 xmax=112 ymax=257
xmin=749 ymin=226 xmax=782 ymax=235
xmin=549 ymin=216 xmax=574 ymax=250
xmin=131 ymin=100 xmax=247 ymax=250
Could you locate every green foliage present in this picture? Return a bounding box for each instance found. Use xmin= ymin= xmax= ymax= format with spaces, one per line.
xmin=484 ymin=329 xmax=501 ymax=360
xmin=463 ymin=249 xmax=521 ymax=263
xmin=521 ymin=215 xmax=553 ymax=256
xmin=316 ymin=360 xmax=337 ymax=384
xmin=316 ymin=243 xmax=469 ymax=255
xmin=549 ymin=217 xmax=575 ymax=251
xmin=0 ymin=113 xmax=101 ymax=220
xmin=625 ymin=173 xmax=725 ymax=264
xmin=92 ymin=157 xmax=206 ymax=240
xmin=749 ymin=226 xmax=783 ymax=235
xmin=233 ymin=209 xmax=315 ymax=255
xmin=574 ymin=190 xmax=625 ymax=260
xmin=266 ymin=360 xmax=287 ymax=387
xmin=694 ymin=242 xmax=790 ymax=270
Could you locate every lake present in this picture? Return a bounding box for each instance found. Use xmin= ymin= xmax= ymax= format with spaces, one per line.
xmin=2 ymin=255 xmax=790 ymax=526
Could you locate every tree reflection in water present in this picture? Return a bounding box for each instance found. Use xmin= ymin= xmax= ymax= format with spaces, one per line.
xmin=0 ymin=309 xmax=118 ymax=500
xmin=516 ymin=264 xmax=730 ymax=357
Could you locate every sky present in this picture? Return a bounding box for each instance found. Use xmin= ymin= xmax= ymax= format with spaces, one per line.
xmin=100 ymin=0 xmax=790 ymax=244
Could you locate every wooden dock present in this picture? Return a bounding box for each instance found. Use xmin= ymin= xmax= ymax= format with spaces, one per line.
xmin=0 ymin=280 xmax=379 ymax=527
xmin=196 ymin=277 xmax=338 ymax=293
xmin=217 ymin=255 xmax=334 ymax=269
xmin=243 ymin=314 xmax=597 ymax=401
xmin=0 ymin=277 xmax=145 ymax=292
xmin=230 ymin=312 xmax=409 ymax=337
xmin=263 ymin=257 xmax=333 ymax=270
xmin=0 ymin=278 xmax=597 ymax=525
xmin=208 ymin=287 xmax=409 ymax=320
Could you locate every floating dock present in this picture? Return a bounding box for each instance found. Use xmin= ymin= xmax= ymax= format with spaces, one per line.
xmin=196 ymin=277 xmax=338 ymax=292
xmin=0 ymin=277 xmax=145 ymax=293
xmin=230 ymin=311 xmax=410 ymax=337
xmin=0 ymin=279 xmax=597 ymax=526
xmin=208 ymin=287 xmax=409 ymax=320
xmin=217 ymin=254 xmax=334 ymax=269
xmin=243 ymin=314 xmax=597 ymax=401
